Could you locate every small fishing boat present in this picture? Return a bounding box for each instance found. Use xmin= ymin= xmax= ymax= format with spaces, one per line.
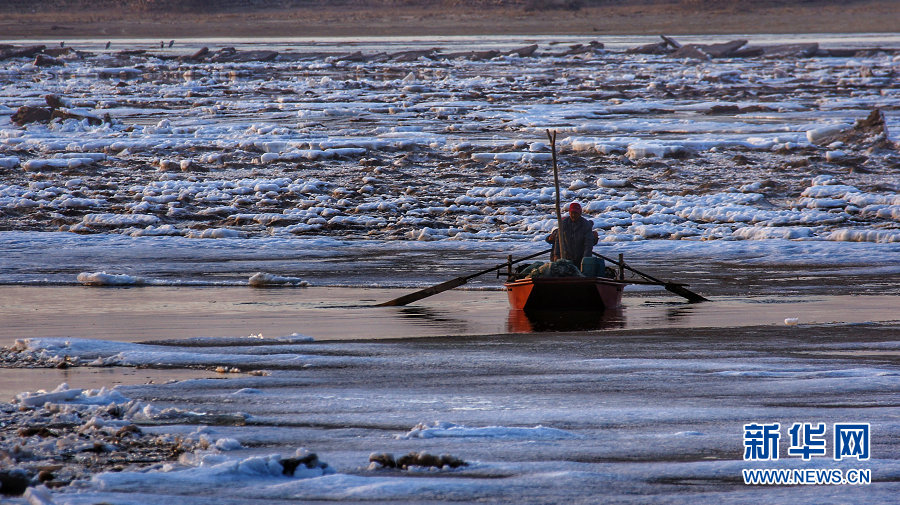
xmin=498 ymin=130 xmax=630 ymax=315
xmin=501 ymin=252 xmax=704 ymax=313
xmin=503 ymin=255 xmax=628 ymax=312
xmin=376 ymin=131 xmax=706 ymax=310
xmin=377 ymin=250 xmax=704 ymax=310
xmin=505 ymin=276 xmax=627 ymax=312
xmin=378 ymin=247 xmax=704 ymax=310
xmin=500 ymin=130 xmax=705 ymax=313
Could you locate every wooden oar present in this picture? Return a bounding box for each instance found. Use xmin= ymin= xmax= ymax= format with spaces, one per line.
xmin=592 ymin=251 xmax=708 ymax=303
xmin=377 ymin=249 xmax=551 ymax=307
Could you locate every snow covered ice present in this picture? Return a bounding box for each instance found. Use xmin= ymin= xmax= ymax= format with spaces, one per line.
xmin=2 ymin=327 xmax=900 ymax=504
xmin=0 ymin=36 xmax=898 ymax=246
xmin=1 ymin=34 xmax=899 ymax=504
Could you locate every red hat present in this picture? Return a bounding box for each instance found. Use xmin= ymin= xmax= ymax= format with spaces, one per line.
xmin=568 ymin=202 xmax=582 ymax=213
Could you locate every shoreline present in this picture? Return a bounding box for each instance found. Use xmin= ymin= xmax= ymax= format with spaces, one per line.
xmin=1 ymin=2 xmax=898 ymax=39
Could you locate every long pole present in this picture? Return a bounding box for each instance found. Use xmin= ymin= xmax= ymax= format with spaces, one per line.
xmin=547 ymin=129 xmax=566 ymax=261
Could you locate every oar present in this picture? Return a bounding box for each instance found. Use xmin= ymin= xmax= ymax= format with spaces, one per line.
xmin=377 ymin=249 xmax=551 ymax=307
xmin=593 ymin=251 xmax=708 ymax=303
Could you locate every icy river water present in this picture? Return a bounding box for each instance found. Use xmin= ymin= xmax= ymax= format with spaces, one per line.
xmin=1 ymin=237 xmax=898 ymax=505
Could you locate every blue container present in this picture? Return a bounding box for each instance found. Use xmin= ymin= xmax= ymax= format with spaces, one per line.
xmin=581 ymin=256 xmax=605 ymax=277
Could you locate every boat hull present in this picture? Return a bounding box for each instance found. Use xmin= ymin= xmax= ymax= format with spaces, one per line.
xmin=506 ymin=307 xmax=625 ymax=332
xmin=504 ymin=277 xmax=626 ymax=312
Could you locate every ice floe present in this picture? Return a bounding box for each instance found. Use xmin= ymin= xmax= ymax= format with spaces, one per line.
xmin=397 ymin=421 xmax=578 ymax=440
xmin=76 ymin=271 xmax=144 ymax=286
xmin=248 ymin=272 xmax=309 ymax=287
xmin=8 ymin=337 xmax=347 ymax=370
xmin=0 ymin=36 xmax=896 ymax=248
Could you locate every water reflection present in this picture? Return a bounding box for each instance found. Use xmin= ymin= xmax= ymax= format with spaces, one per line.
xmin=396 ymin=306 xmax=469 ymax=332
xmin=634 ymin=301 xmax=697 ymax=324
xmin=507 ymin=308 xmax=625 ymax=333
xmin=665 ymin=306 xmax=695 ymax=322
xmin=3 ymin=285 xmax=897 ymax=342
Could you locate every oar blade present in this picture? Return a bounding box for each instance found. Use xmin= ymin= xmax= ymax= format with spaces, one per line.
xmin=375 ymin=277 xmax=469 ymax=307
xmin=663 ymin=283 xmax=708 ymax=303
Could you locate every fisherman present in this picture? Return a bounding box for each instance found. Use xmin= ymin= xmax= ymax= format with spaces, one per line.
xmin=546 ymin=202 xmax=597 ymax=266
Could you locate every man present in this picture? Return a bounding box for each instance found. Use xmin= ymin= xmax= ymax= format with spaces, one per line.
xmin=546 ymin=202 xmax=596 ymax=266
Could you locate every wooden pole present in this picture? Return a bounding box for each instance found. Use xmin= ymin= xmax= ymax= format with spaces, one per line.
xmin=547 ymin=129 xmax=566 ymax=261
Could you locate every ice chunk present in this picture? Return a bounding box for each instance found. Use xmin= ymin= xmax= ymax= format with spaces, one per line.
xmin=23 ymin=485 xmax=57 ymax=505
xmin=248 ymin=272 xmax=309 ymax=287
xmin=215 ymin=438 xmax=243 ymax=451
xmin=597 ymin=178 xmax=627 ymax=188
xmin=185 ymin=228 xmax=244 ymax=239
xmin=16 ymin=383 xmax=83 ymax=407
xmin=23 ymin=158 xmax=97 ymax=172
xmin=397 ymin=421 xmax=577 ymax=440
xmin=825 ymin=229 xmax=900 ymax=243
xmin=76 ymin=271 xmax=144 ymax=286
xmin=806 ymin=124 xmax=846 ymax=144
xmin=81 ymin=213 xmax=160 ymax=227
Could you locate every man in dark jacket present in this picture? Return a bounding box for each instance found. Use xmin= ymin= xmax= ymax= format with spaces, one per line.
xmin=546 ymin=202 xmax=596 ymax=266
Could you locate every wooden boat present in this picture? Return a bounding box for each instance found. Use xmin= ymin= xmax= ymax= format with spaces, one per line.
xmin=377 ymin=250 xmax=705 ymax=309
xmin=376 ymin=128 xmax=706 ymax=311
xmin=505 ymin=276 xmax=627 ymax=312
xmin=501 ymin=253 xmax=629 ymax=313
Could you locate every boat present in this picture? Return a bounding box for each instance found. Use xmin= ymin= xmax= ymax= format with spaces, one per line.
xmin=503 ymin=261 xmax=629 ymax=332
xmin=501 ymin=253 xmax=629 ymax=313
xmin=377 ymin=130 xmax=706 ymax=311
xmin=505 ymin=275 xmax=627 ymax=312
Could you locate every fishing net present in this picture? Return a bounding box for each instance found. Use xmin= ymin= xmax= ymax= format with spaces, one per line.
xmin=522 ymin=259 xmax=584 ymax=278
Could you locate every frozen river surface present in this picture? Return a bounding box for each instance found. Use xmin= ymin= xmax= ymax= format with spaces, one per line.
xmin=1 ymin=33 xmax=898 ymax=245
xmin=1 ymin=323 xmax=899 ymax=504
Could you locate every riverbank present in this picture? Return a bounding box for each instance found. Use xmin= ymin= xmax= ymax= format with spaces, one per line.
xmin=1 ymin=1 xmax=898 ymax=39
